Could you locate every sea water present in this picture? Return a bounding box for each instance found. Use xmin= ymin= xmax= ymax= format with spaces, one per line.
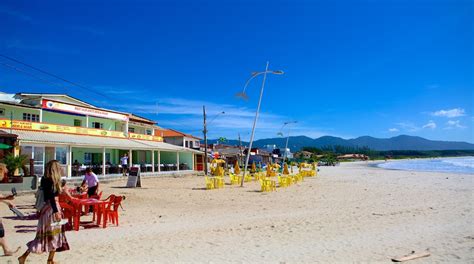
xmin=378 ymin=156 xmax=474 ymax=174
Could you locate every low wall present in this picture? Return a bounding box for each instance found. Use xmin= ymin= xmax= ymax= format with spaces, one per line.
xmin=0 ymin=176 xmax=38 ymax=192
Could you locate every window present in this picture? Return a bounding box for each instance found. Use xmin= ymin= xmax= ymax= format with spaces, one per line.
xmin=23 ymin=113 xmax=30 ymax=121
xmin=84 ymin=153 xmax=92 ymax=165
xmin=146 ymin=129 xmax=152 ymax=135
xmin=128 ymin=127 xmax=135 ymax=133
xmin=185 ymin=141 xmax=189 ymax=148
xmin=55 ymin=147 xmax=67 ymax=165
xmin=22 ymin=113 xmax=40 ymax=122
xmin=194 ymin=141 xmax=200 ymax=148
xmin=31 ymin=114 xmax=39 ymax=122
xmin=74 ymin=119 xmax=82 ymax=127
xmin=0 ymin=108 xmax=4 ymax=116
xmin=92 ymin=122 xmax=103 ymax=129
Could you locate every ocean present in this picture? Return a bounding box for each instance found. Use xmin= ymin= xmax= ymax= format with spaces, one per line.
xmin=377 ymin=156 xmax=474 ymax=174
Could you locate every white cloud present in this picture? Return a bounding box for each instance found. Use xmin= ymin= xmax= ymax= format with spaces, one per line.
xmin=396 ymin=122 xmax=420 ymax=132
xmin=422 ymin=120 xmax=436 ymax=129
xmin=388 ymin=128 xmax=399 ymax=132
xmin=444 ymin=120 xmax=466 ymax=129
xmin=432 ymin=108 xmax=466 ymax=118
xmin=100 ymin=97 xmax=329 ymax=140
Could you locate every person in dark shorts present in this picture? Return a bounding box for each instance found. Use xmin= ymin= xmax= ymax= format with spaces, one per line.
xmin=80 ymin=168 xmax=99 ymax=197
xmin=120 ymin=153 xmax=129 ymax=176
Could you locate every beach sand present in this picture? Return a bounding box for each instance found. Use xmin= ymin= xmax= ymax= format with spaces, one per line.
xmin=1 ymin=162 xmax=472 ymax=263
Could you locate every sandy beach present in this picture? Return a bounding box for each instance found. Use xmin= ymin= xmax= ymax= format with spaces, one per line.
xmin=1 ymin=162 xmax=473 ymax=263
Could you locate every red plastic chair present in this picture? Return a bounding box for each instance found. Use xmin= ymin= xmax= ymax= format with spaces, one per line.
xmin=103 ymin=195 xmax=122 ymax=227
xmin=90 ymin=191 xmax=103 ymax=200
xmin=59 ymin=202 xmax=74 ymax=231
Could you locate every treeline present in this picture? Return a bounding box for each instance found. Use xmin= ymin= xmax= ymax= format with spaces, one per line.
xmin=300 ymin=145 xmax=474 ymax=161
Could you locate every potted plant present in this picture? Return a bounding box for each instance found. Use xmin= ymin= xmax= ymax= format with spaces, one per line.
xmin=2 ymin=154 xmax=29 ymax=183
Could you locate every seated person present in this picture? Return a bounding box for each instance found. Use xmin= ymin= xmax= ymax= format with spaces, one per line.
xmin=60 ymin=179 xmax=77 ymax=202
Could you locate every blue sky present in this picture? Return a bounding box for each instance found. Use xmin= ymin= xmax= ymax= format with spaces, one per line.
xmin=0 ymin=0 xmax=472 ymax=143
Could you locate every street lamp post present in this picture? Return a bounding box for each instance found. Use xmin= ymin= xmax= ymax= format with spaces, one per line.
xmin=236 ymin=61 xmax=284 ymax=187
xmin=280 ymin=121 xmax=297 ymax=163
xmin=202 ymin=107 xmax=225 ymax=176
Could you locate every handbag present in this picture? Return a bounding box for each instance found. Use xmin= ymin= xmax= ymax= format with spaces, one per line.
xmin=34 ymin=187 xmax=45 ymax=212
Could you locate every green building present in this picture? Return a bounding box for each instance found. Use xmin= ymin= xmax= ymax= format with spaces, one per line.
xmin=0 ymin=93 xmax=201 ymax=177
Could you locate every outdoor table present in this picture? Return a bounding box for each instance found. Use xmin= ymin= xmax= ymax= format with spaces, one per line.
xmin=72 ymin=198 xmax=106 ymax=231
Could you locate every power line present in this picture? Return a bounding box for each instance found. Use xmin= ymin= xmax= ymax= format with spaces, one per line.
xmin=0 ymin=61 xmax=73 ymax=91
xmin=0 ymin=54 xmax=110 ymax=99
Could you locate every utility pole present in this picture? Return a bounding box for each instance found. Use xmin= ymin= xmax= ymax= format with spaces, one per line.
xmin=238 ymin=133 xmax=242 ymax=166
xmin=203 ymin=106 xmax=208 ymax=176
xmin=10 ymin=111 xmax=13 ymax=134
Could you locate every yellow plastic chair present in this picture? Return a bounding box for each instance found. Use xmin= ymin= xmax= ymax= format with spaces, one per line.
xmin=214 ymin=177 xmax=225 ymax=188
xmin=260 ymin=178 xmax=276 ymax=192
xmin=229 ymin=174 xmax=240 ymax=185
xmin=205 ymin=177 xmax=215 ymax=190
xmin=244 ymin=173 xmax=252 ymax=182
xmin=278 ymin=176 xmax=288 ymax=188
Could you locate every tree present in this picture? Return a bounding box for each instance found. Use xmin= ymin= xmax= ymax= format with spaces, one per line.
xmin=2 ymin=154 xmax=29 ymax=177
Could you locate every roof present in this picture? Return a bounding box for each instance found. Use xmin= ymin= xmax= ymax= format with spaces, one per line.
xmin=5 ymin=129 xmax=201 ymax=153
xmin=15 ymin=93 xmax=96 ymax=108
xmin=0 ymin=100 xmax=41 ymax=109
xmin=155 ymin=128 xmax=201 ymax=140
xmin=129 ymin=114 xmax=156 ymax=125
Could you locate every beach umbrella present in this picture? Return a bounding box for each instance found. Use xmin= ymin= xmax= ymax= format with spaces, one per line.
xmin=283 ymin=163 xmax=289 ymax=175
xmin=0 ymin=143 xmax=12 ymax=149
xmin=266 ymin=164 xmax=272 ymax=177
xmin=234 ymin=160 xmax=240 ymax=175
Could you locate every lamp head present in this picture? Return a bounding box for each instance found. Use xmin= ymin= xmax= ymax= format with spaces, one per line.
xmin=272 ymin=70 xmax=284 ymax=75
xmin=235 ymin=92 xmax=249 ymax=100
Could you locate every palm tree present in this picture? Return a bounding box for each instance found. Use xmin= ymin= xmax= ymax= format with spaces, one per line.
xmin=2 ymin=154 xmax=29 ymax=177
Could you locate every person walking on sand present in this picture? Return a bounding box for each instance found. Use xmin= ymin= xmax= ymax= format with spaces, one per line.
xmin=121 ymin=153 xmax=129 ymax=176
xmin=0 ymin=163 xmax=21 ymax=256
xmin=0 ymin=193 xmax=21 ymax=256
xmin=18 ymin=160 xmax=70 ymax=264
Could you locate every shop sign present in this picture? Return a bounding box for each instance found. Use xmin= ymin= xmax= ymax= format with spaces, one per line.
xmin=0 ymin=119 xmax=163 ymax=142
xmin=42 ymin=99 xmax=129 ymax=121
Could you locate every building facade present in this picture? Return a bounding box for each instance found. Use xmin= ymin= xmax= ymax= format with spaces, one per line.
xmin=0 ymin=93 xmax=200 ymax=177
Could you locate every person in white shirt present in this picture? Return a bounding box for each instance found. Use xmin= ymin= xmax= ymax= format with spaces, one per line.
xmin=80 ymin=168 xmax=99 ymax=197
xmin=120 ymin=153 xmax=129 ymax=176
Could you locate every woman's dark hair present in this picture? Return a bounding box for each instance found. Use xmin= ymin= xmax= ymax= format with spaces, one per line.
xmin=85 ymin=167 xmax=92 ymax=173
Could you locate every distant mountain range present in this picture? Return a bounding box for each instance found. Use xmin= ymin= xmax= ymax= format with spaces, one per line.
xmin=206 ymin=135 xmax=474 ymax=151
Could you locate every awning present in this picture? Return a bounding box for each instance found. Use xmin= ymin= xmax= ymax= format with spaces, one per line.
xmin=4 ymin=129 xmax=202 ymax=153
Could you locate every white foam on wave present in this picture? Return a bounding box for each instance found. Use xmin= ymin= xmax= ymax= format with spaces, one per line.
xmin=378 ymin=156 xmax=474 ymax=174
xmin=440 ymin=157 xmax=474 ymax=169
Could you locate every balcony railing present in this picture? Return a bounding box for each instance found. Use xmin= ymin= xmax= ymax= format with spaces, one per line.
xmin=0 ymin=119 xmax=163 ymax=142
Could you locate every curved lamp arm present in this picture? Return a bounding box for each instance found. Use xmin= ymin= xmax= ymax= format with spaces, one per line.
xmin=236 ymin=70 xmax=284 ymax=100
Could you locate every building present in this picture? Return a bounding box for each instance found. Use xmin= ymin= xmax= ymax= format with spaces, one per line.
xmin=337 ymin=154 xmax=369 ymax=161
xmin=154 ymin=128 xmax=201 ymax=150
xmin=294 ymin=150 xmax=313 ymax=159
xmin=154 ymin=127 xmax=204 ymax=170
xmin=0 ymin=93 xmax=201 ymax=177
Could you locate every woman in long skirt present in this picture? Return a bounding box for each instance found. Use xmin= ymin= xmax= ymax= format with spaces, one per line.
xmin=18 ymin=160 xmax=69 ymax=264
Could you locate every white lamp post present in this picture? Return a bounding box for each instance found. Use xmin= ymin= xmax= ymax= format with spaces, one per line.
xmin=236 ymin=61 xmax=284 ymax=187
xmin=279 ymin=121 xmax=297 ymax=162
